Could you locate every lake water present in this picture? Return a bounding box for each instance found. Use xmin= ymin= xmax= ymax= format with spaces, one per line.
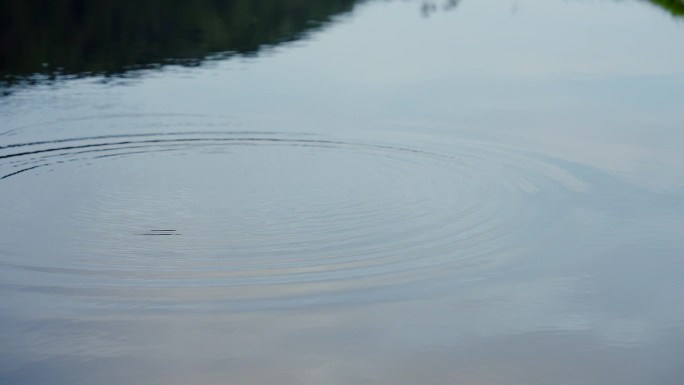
xmin=1 ymin=0 xmax=684 ymax=384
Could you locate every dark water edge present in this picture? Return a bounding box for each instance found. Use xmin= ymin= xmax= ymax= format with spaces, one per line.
xmin=1 ymin=0 xmax=682 ymax=92
xmin=0 ymin=0 xmax=358 ymax=87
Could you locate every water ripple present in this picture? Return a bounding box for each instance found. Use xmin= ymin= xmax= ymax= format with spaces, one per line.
xmin=0 ymin=126 xmax=586 ymax=310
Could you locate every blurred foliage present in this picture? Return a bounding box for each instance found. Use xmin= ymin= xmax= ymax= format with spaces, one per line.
xmin=420 ymin=0 xmax=460 ymax=17
xmin=0 ymin=0 xmax=357 ymax=84
xmin=648 ymin=0 xmax=684 ymax=16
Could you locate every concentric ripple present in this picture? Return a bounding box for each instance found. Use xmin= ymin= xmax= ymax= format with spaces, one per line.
xmin=0 ymin=122 xmax=587 ymax=310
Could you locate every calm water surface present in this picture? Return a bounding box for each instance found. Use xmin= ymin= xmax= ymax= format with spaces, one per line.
xmin=1 ymin=0 xmax=684 ymax=384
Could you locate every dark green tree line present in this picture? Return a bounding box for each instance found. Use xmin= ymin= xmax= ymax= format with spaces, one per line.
xmin=0 ymin=0 xmax=357 ymax=83
xmin=648 ymin=0 xmax=684 ymax=16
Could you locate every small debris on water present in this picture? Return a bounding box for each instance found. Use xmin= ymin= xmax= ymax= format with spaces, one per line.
xmin=140 ymin=230 xmax=180 ymax=236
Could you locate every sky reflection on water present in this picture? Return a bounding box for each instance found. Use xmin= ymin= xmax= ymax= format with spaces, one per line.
xmin=1 ymin=0 xmax=684 ymax=384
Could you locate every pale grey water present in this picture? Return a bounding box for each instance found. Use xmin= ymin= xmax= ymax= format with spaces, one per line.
xmin=1 ymin=0 xmax=684 ymax=384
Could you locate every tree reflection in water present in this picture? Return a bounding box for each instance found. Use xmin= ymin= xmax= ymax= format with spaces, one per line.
xmin=0 ymin=0 xmax=681 ymax=90
xmin=0 ymin=0 xmax=357 ymax=87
